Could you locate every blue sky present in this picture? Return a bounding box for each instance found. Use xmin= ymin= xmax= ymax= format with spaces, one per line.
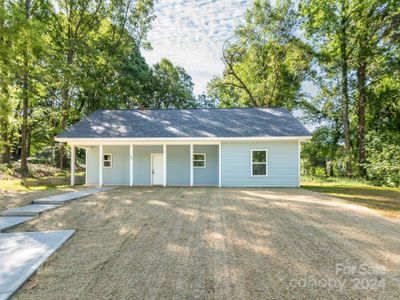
xmin=142 ymin=0 xmax=251 ymax=94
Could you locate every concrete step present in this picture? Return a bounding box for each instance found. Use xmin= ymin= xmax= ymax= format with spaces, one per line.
xmin=0 ymin=217 xmax=34 ymax=232
xmin=33 ymin=187 xmax=112 ymax=205
xmin=0 ymin=204 xmax=60 ymax=217
xmin=0 ymin=230 xmax=75 ymax=299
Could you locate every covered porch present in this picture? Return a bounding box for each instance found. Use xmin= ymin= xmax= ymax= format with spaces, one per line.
xmin=70 ymin=141 xmax=222 ymax=187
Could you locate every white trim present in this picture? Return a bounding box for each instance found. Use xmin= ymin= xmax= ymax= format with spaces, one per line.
xmin=103 ymin=153 xmax=112 ymax=168
xmin=130 ymin=144 xmax=133 ymax=186
xmin=71 ymin=145 xmax=75 ymax=186
xmin=99 ymin=145 xmax=103 ymax=187
xmin=190 ymin=144 xmax=193 ymax=186
xmin=85 ymin=148 xmax=87 ymax=185
xmin=298 ymin=141 xmax=301 ymax=187
xmin=218 ymin=141 xmax=222 ymax=187
xmin=163 ymin=144 xmax=167 ymax=187
xmin=193 ymin=153 xmax=206 ymax=168
xmin=250 ymin=149 xmax=268 ymax=177
xmin=58 ymin=136 xmax=312 ymax=144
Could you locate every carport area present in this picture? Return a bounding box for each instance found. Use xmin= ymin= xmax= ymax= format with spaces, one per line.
xmin=10 ymin=187 xmax=400 ymax=299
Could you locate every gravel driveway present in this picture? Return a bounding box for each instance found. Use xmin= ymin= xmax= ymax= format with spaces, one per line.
xmin=12 ymin=187 xmax=400 ymax=299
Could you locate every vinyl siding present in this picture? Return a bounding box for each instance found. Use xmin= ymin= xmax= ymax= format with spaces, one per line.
xmin=221 ymin=141 xmax=299 ymax=187
xmin=133 ymin=145 xmax=163 ymax=185
xmin=85 ymin=141 xmax=299 ymax=187
xmin=193 ymin=145 xmax=219 ymax=186
xmin=86 ymin=145 xmax=129 ymax=185
xmin=167 ymin=145 xmax=190 ymax=186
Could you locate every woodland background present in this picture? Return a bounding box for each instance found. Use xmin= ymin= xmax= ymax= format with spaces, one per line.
xmin=0 ymin=0 xmax=399 ymax=187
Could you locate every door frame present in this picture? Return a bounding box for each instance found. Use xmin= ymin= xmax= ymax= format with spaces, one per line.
xmin=150 ymin=153 xmax=163 ymax=185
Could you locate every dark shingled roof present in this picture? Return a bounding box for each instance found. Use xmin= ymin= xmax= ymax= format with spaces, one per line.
xmin=56 ymin=108 xmax=311 ymax=139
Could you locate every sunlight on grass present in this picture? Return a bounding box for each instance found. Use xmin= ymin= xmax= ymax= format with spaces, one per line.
xmin=302 ymin=177 xmax=400 ymax=218
xmin=0 ymin=179 xmax=69 ymax=192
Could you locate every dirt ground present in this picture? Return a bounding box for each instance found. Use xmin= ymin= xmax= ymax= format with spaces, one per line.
xmin=11 ymin=187 xmax=400 ymax=299
xmin=0 ymin=186 xmax=87 ymax=212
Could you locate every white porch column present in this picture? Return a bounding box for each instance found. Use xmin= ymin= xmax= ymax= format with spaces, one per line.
xmin=218 ymin=141 xmax=222 ymax=187
xmin=85 ymin=149 xmax=88 ymax=185
xmin=130 ymin=144 xmax=134 ymax=186
xmin=190 ymin=144 xmax=193 ymax=186
xmin=99 ymin=145 xmax=103 ymax=187
xmin=298 ymin=141 xmax=301 ymax=187
xmin=163 ymin=144 xmax=167 ymax=187
xmin=70 ymin=145 xmax=75 ymax=186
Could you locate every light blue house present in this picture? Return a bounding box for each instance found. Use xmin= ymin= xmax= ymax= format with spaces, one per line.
xmin=56 ymin=108 xmax=311 ymax=187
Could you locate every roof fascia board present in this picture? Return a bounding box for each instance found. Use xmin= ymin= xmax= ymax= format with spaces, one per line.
xmin=57 ymin=136 xmax=312 ymax=146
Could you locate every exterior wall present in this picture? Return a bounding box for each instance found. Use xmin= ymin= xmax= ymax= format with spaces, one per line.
xmin=221 ymin=141 xmax=299 ymax=187
xmin=193 ymin=145 xmax=219 ymax=186
xmin=85 ymin=141 xmax=299 ymax=187
xmin=167 ymin=145 xmax=190 ymax=186
xmin=133 ymin=145 xmax=163 ymax=185
xmin=86 ymin=145 xmax=130 ymax=185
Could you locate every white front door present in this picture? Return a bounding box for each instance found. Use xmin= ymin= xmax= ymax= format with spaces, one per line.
xmin=151 ymin=154 xmax=163 ymax=185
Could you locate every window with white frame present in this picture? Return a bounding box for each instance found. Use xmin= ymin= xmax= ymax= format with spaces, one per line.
xmin=251 ymin=150 xmax=267 ymax=176
xmin=193 ymin=153 xmax=206 ymax=168
xmin=103 ymin=153 xmax=112 ymax=168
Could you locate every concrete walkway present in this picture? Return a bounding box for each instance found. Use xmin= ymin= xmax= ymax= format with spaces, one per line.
xmin=0 ymin=217 xmax=33 ymax=233
xmin=33 ymin=187 xmax=112 ymax=205
xmin=0 ymin=230 xmax=75 ymax=300
xmin=0 ymin=187 xmax=111 ymax=231
xmin=0 ymin=187 xmax=113 ymax=299
xmin=0 ymin=204 xmax=60 ymax=217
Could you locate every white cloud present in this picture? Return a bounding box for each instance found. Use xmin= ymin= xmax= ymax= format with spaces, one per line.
xmin=142 ymin=0 xmax=251 ymax=94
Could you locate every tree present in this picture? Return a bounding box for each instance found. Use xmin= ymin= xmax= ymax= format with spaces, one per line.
xmin=149 ymin=58 xmax=196 ymax=109
xmin=302 ymin=126 xmax=343 ymax=177
xmin=3 ymin=0 xmax=51 ymax=176
xmin=197 ymin=93 xmax=218 ymax=108
xmin=0 ymin=0 xmax=12 ymax=163
xmin=351 ymin=0 xmax=399 ymax=175
xmin=300 ymin=0 xmax=355 ymax=177
xmin=208 ymin=0 xmax=312 ymax=109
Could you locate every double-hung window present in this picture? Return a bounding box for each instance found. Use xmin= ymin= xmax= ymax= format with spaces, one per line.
xmin=103 ymin=153 xmax=112 ymax=168
xmin=193 ymin=153 xmax=206 ymax=168
xmin=251 ymin=150 xmax=268 ymax=176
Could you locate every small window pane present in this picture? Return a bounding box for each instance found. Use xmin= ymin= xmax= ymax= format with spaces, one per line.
xmin=193 ymin=154 xmax=205 ymax=161
xmin=104 ymin=155 xmax=111 ymax=161
xmin=104 ymin=161 xmax=111 ymax=167
xmin=252 ymin=151 xmax=266 ymax=163
xmin=193 ymin=161 xmax=205 ymax=167
xmin=252 ymin=164 xmax=266 ymax=176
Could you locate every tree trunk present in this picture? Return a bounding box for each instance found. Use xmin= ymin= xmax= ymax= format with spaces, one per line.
xmin=339 ymin=0 xmax=352 ymax=177
xmin=20 ymin=54 xmax=29 ymax=176
xmin=357 ymin=60 xmax=367 ymax=177
xmin=27 ymin=125 xmax=31 ymax=158
xmin=0 ymin=119 xmax=11 ymax=163
xmin=59 ymin=46 xmax=74 ymax=169
xmin=20 ymin=0 xmax=31 ymax=177
xmin=329 ymin=162 xmax=334 ymax=177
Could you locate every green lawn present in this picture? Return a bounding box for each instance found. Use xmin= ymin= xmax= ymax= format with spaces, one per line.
xmin=0 ymin=179 xmax=69 ymax=191
xmin=302 ymin=177 xmax=400 ymax=218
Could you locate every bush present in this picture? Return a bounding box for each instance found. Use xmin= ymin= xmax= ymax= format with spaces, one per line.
xmin=364 ymin=131 xmax=400 ymax=187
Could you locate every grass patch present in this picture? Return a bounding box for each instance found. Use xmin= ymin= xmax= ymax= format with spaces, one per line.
xmin=0 ymin=162 xmax=85 ymax=190
xmin=0 ymin=179 xmax=69 ymax=191
xmin=302 ymin=176 xmax=400 ymax=218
